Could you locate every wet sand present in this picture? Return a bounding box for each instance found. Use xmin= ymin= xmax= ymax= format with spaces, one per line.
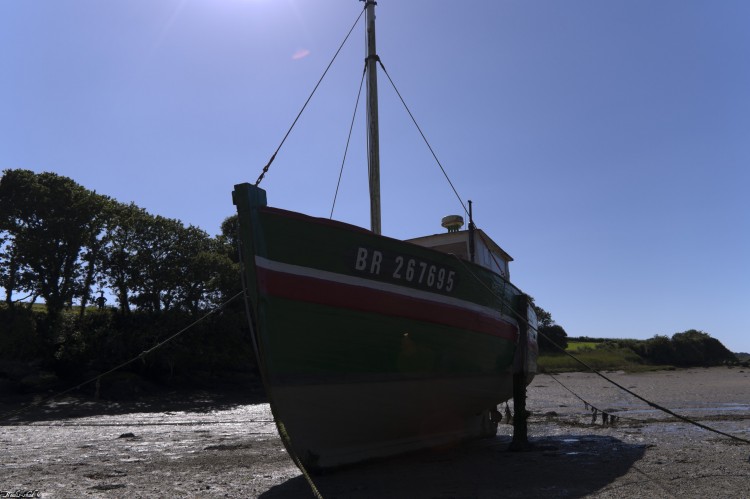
xmin=1 ymin=367 xmax=748 ymax=498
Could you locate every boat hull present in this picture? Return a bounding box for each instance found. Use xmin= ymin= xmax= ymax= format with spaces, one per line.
xmin=232 ymin=183 xmax=536 ymax=470
xmin=272 ymin=374 xmax=507 ymax=469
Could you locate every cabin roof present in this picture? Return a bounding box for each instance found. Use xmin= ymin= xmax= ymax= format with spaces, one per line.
xmin=406 ymin=228 xmax=513 ymax=262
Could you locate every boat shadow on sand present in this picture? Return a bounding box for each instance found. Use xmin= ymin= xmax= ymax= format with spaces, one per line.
xmin=261 ymin=434 xmax=647 ymax=498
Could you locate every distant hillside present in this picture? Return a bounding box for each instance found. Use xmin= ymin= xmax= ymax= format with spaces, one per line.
xmin=539 ymin=330 xmax=740 ymax=372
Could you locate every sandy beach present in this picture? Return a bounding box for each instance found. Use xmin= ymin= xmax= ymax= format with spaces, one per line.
xmin=1 ymin=367 xmax=749 ymax=498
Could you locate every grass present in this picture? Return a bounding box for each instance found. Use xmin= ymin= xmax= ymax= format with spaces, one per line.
xmin=539 ymin=343 xmax=668 ymax=373
xmin=565 ymin=341 xmax=599 ymax=352
xmin=5 ymin=302 xmax=104 ymax=315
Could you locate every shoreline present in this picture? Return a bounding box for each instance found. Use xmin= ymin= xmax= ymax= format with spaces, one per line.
xmin=1 ymin=367 xmax=748 ymax=498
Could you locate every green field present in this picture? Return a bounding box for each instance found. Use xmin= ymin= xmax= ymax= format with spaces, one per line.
xmin=5 ymin=302 xmax=103 ymax=314
xmin=538 ymin=339 xmax=668 ymax=373
xmin=564 ymin=341 xmax=598 ymax=352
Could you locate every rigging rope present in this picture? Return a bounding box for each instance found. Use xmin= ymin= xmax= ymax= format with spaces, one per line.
xmin=450 ymin=254 xmax=750 ymax=446
xmin=376 ymin=59 xmax=470 ymax=218
xmin=254 ymin=5 xmax=366 ymax=187
xmin=330 ymin=64 xmax=367 ymax=219
xmin=0 ymin=291 xmax=244 ymax=423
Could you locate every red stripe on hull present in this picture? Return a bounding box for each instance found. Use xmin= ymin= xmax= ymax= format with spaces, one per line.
xmin=257 ymin=267 xmax=518 ymax=342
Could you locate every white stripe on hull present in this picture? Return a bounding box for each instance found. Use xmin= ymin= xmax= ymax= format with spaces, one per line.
xmin=255 ymin=256 xmax=518 ymax=329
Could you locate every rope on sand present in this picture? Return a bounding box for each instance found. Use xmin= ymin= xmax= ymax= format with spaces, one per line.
xmin=532 ymin=333 xmax=750 ymax=445
xmin=454 ymin=256 xmax=750 ymax=446
xmin=543 ymin=372 xmax=643 ymax=425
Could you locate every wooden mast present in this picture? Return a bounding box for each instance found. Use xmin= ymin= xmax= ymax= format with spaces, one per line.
xmin=365 ymin=0 xmax=381 ymax=235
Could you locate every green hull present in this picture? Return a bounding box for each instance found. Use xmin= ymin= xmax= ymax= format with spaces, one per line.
xmin=233 ymin=183 xmax=537 ymax=469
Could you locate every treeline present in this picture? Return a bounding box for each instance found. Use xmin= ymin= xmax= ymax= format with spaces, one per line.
xmin=0 ymin=169 xmax=252 ymax=393
xmin=568 ymin=330 xmax=739 ymax=367
xmin=531 ymin=297 xmax=738 ymax=368
xmin=0 ymin=169 xmax=240 ymax=317
xmin=530 ymin=298 xmax=570 ymax=353
xmin=627 ymin=330 xmax=737 ymax=366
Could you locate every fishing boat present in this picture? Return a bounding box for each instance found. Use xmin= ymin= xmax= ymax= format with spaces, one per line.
xmin=233 ymin=1 xmax=538 ymax=471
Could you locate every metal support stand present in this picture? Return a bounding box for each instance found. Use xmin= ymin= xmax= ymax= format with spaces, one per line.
xmin=510 ymin=294 xmax=531 ymax=451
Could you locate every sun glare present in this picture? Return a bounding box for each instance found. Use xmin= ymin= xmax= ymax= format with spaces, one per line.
xmin=292 ymin=49 xmax=311 ymax=60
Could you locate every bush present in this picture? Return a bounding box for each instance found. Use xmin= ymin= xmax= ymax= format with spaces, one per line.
xmin=0 ymin=305 xmax=44 ymax=360
xmin=1 ymin=301 xmax=257 ymax=392
xmin=538 ymin=324 xmax=568 ymax=353
xmin=632 ymin=330 xmax=736 ymax=367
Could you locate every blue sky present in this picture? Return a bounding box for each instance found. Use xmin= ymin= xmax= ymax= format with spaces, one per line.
xmin=2 ymin=0 xmax=749 ymax=352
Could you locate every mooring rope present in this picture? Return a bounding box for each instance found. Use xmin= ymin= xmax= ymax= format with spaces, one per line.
xmin=545 ymin=372 xmax=641 ymax=425
xmin=236 ymin=235 xmax=324 ymax=499
xmin=451 ymin=254 xmax=750 ymax=445
xmin=0 ymin=291 xmax=244 ymax=423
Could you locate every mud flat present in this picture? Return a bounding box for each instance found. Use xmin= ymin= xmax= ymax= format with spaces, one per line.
xmin=1 ymin=367 xmax=748 ymax=498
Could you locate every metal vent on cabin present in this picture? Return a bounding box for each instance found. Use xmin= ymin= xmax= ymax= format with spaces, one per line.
xmin=441 ymin=215 xmax=464 ymax=233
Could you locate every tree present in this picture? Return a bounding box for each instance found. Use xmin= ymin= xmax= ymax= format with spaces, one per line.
xmin=0 ymin=169 xmax=107 ymax=321
xmin=538 ymin=324 xmax=569 ymax=353
xmin=0 ymin=174 xmax=33 ymax=305
xmin=216 ymin=215 xmax=242 ymax=298
xmin=128 ymin=214 xmax=183 ymax=313
xmin=168 ymin=224 xmax=216 ymax=313
xmin=101 ymin=202 xmax=150 ymax=313
xmin=527 ymin=295 xmax=554 ymax=328
xmin=219 ymin=215 xmax=240 ymax=264
xmin=0 ymin=229 xmax=21 ymax=304
xmin=78 ymin=195 xmax=114 ymax=317
xmin=179 ymin=239 xmax=237 ymax=313
xmin=671 ymin=330 xmax=736 ymax=366
xmin=525 ymin=295 xmax=567 ymax=352
xmin=641 ymin=334 xmax=673 ymax=364
xmin=533 ymin=305 xmax=553 ymax=329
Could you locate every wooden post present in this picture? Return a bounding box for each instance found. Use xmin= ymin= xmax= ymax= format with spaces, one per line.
xmin=510 ymin=294 xmax=530 ymax=450
xmin=468 ymin=200 xmax=475 ymax=263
